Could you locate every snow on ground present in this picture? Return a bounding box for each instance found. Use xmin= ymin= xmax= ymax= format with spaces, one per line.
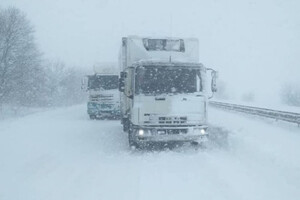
xmin=0 ymin=105 xmax=299 ymax=200
xmin=0 ymin=105 xmax=50 ymax=120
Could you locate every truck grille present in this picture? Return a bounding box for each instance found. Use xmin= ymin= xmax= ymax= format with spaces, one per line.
xmin=157 ymin=129 xmax=188 ymax=135
xmin=158 ymin=116 xmax=187 ymax=124
xmin=90 ymin=94 xmax=114 ymax=103
xmin=146 ymin=115 xmax=188 ymax=124
xmin=99 ymin=94 xmax=113 ymax=101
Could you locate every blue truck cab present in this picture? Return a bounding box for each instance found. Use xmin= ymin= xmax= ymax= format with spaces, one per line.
xmin=86 ymin=74 xmax=120 ymax=119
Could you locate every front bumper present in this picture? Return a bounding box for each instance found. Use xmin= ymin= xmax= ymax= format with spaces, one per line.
xmin=87 ymin=102 xmax=120 ymax=116
xmin=138 ymin=134 xmax=208 ymax=142
xmin=131 ymin=125 xmax=208 ymax=143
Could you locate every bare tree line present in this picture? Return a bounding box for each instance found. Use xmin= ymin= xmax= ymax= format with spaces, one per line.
xmin=0 ymin=7 xmax=86 ymax=115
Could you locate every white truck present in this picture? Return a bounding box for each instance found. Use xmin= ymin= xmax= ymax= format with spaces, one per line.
xmin=84 ymin=64 xmax=120 ymax=119
xmin=118 ymin=36 xmax=217 ymax=147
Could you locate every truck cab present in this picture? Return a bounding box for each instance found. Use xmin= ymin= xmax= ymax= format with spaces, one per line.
xmin=119 ymin=36 xmax=216 ymax=147
xmin=84 ymin=64 xmax=120 ymax=120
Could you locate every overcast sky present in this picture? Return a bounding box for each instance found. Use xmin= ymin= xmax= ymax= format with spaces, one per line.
xmin=2 ymin=0 xmax=300 ymax=103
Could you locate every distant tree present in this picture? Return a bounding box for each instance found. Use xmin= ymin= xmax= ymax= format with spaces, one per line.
xmin=60 ymin=67 xmax=87 ymax=106
xmin=0 ymin=7 xmax=42 ymax=108
xmin=241 ymin=92 xmax=255 ymax=103
xmin=43 ymin=60 xmax=87 ymax=107
xmin=214 ymin=80 xmax=229 ymax=100
xmin=280 ymin=83 xmax=300 ymax=107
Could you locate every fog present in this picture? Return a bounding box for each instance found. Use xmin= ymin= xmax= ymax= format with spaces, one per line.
xmin=2 ymin=0 xmax=300 ymax=104
xmin=1 ymin=1 xmax=300 ymax=199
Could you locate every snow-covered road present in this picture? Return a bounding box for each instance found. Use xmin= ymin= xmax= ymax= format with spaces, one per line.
xmin=0 ymin=105 xmax=299 ymax=200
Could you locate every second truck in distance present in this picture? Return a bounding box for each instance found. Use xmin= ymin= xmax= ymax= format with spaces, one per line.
xmin=84 ymin=64 xmax=120 ymax=119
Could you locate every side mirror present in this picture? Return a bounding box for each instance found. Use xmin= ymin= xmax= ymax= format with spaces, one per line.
xmin=81 ymin=77 xmax=87 ymax=91
xmin=119 ymin=72 xmax=126 ymax=92
xmin=119 ymin=78 xmax=125 ymax=92
xmin=211 ymin=70 xmax=218 ymax=93
xmin=206 ymin=68 xmax=218 ymax=96
xmin=120 ymin=71 xmax=127 ymax=78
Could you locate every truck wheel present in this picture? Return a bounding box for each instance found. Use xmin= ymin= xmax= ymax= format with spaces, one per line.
xmin=89 ymin=115 xmax=96 ymax=120
xmin=128 ymin=137 xmax=139 ymax=149
xmin=123 ymin=118 xmax=129 ymax=132
xmin=190 ymin=141 xmax=206 ymax=150
xmin=128 ymin=124 xmax=139 ymax=149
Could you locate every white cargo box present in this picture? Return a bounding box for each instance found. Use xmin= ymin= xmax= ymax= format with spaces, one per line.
xmin=120 ymin=36 xmax=199 ymax=69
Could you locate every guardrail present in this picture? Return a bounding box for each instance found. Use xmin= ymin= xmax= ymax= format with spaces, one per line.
xmin=209 ymin=101 xmax=300 ymax=126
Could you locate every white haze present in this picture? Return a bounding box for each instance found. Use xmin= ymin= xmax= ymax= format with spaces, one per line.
xmin=2 ymin=0 xmax=300 ymax=105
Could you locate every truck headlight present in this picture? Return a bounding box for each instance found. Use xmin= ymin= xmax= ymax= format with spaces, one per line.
xmin=194 ymin=128 xmax=206 ymax=135
xmin=138 ymin=129 xmax=144 ymax=136
xmin=200 ymin=129 xmax=206 ymax=135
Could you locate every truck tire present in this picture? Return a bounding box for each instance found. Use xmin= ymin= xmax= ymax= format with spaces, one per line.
xmin=128 ymin=123 xmax=139 ymax=149
xmin=123 ymin=118 xmax=129 ymax=132
xmin=128 ymin=136 xmax=138 ymax=149
xmin=89 ymin=115 xmax=96 ymax=120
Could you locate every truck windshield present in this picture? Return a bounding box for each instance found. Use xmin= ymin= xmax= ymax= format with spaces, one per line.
xmin=88 ymin=75 xmax=118 ymax=90
xmin=135 ymin=66 xmax=203 ymax=95
xmin=143 ymin=39 xmax=185 ymax=52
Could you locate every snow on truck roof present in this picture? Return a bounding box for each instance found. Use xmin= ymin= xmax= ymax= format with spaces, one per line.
xmin=93 ymin=63 xmax=119 ymax=74
xmin=126 ymin=35 xmax=198 ymax=41
xmin=121 ymin=36 xmax=200 ymax=67
xmin=133 ymin=60 xmax=204 ymax=68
